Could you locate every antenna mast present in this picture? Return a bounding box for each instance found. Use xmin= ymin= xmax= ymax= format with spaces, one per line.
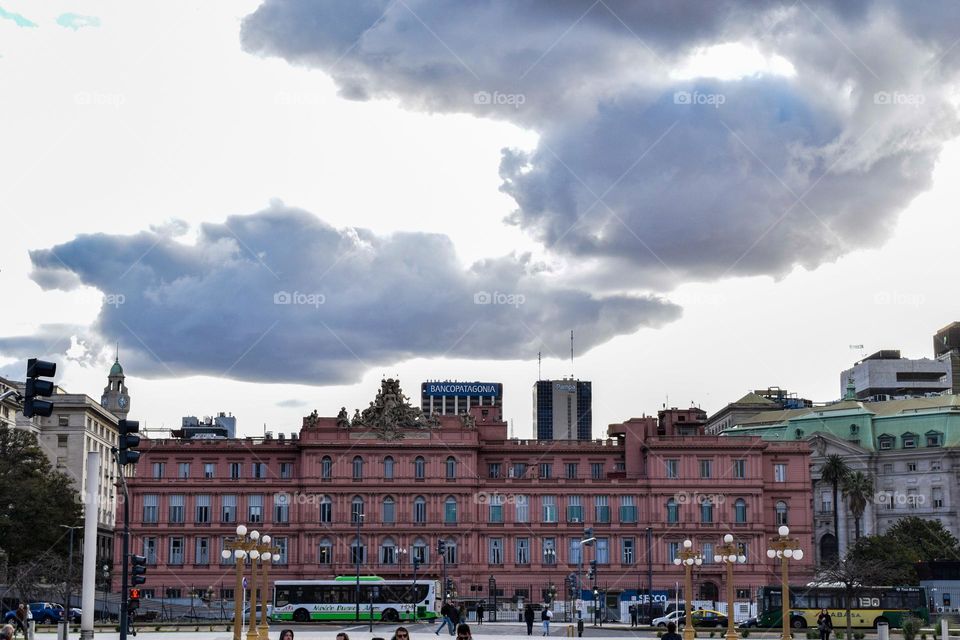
xmin=570 ymin=330 xmax=574 ymax=377
xmin=538 ymin=351 xmax=542 ymax=381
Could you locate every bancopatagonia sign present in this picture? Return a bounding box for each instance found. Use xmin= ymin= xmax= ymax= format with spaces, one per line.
xmin=424 ymin=382 xmax=500 ymax=397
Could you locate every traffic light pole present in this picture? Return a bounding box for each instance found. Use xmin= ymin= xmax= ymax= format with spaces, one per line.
xmin=115 ymin=449 xmax=131 ymax=640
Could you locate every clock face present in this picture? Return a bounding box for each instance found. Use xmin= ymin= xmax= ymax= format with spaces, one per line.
xmin=118 ymin=395 xmax=128 ymax=408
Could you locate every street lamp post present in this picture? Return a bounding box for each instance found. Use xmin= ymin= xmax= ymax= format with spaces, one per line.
xmin=355 ymin=512 xmax=364 ymax=622
xmin=246 ymin=530 xmax=262 ymax=640
xmin=673 ymin=539 xmax=703 ymax=640
xmin=257 ymin=535 xmax=278 ymax=640
xmin=715 ymin=534 xmax=747 ymax=640
xmin=766 ymin=526 xmax=804 ymax=640
xmin=223 ymin=525 xmax=259 ymax=640
xmin=577 ymin=534 xmax=595 ymax=622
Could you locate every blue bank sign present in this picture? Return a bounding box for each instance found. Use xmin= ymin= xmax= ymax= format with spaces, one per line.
xmin=424 ymin=382 xmax=500 ymax=397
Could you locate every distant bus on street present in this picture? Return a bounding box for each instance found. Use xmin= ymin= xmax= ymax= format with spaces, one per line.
xmin=756 ymin=585 xmax=928 ymax=629
xmin=272 ymin=576 xmax=440 ymax=623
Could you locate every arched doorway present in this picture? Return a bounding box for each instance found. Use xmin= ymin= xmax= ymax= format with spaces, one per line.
xmin=820 ymin=534 xmax=838 ymax=563
xmin=699 ymin=581 xmax=719 ymax=603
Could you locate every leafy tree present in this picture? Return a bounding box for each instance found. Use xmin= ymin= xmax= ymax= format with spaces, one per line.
xmin=819 ymin=455 xmax=850 ymax=557
xmin=0 ymin=426 xmax=82 ymax=572
xmin=841 ymin=471 xmax=874 ymax=541
xmin=848 ymin=516 xmax=960 ymax=582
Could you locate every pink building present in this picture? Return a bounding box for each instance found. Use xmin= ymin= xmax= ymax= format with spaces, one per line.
xmin=114 ymin=381 xmax=812 ymax=619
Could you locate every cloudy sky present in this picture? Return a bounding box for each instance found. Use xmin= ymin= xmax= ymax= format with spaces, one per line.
xmin=1 ymin=0 xmax=958 ymax=437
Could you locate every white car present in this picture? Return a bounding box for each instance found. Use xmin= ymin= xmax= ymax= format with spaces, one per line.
xmin=231 ymin=604 xmax=273 ymax=623
xmin=653 ymin=610 xmax=684 ymax=628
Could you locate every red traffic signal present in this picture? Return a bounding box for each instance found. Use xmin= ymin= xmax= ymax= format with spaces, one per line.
xmin=129 ymin=588 xmax=141 ymax=600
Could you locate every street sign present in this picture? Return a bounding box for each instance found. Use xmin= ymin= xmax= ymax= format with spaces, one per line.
xmin=243 ymin=577 xmax=248 ymax=589
xmin=575 ymin=599 xmax=583 ymax=610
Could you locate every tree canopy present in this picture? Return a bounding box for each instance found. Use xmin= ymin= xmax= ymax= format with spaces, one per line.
xmin=848 ymin=516 xmax=960 ymax=582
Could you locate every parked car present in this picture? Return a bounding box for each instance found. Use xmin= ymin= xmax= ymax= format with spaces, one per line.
xmin=653 ymin=610 xmax=684 ymax=628
xmin=231 ymin=604 xmax=273 ymax=623
xmin=3 ymin=603 xmax=62 ymax=625
xmin=684 ymin=610 xmax=728 ymax=628
xmin=51 ymin=604 xmax=81 ymax=624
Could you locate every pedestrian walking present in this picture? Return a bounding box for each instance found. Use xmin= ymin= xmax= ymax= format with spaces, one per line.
xmin=817 ymin=608 xmax=833 ymax=640
xmin=435 ymin=602 xmax=455 ymax=636
xmin=524 ymin=604 xmax=535 ymax=636
xmin=12 ymin=605 xmax=27 ymax=637
xmin=541 ymin=605 xmax=553 ymax=636
xmin=475 ymin=603 xmax=484 ymax=625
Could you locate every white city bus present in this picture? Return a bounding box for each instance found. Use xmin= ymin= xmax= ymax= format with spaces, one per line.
xmin=272 ymin=576 xmax=440 ymax=623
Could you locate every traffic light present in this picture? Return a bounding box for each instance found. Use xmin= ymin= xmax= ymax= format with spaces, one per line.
xmin=130 ymin=554 xmax=147 ymax=586
xmin=588 ymin=560 xmax=597 ymax=580
xmin=23 ymin=358 xmax=56 ymax=418
xmin=128 ymin=588 xmax=141 ymax=612
xmin=438 ymin=540 xmax=447 ymax=556
xmin=118 ymin=419 xmax=141 ymax=465
xmin=445 ymin=578 xmax=454 ymax=595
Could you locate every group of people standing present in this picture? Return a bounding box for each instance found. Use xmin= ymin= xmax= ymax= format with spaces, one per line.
xmin=521 ymin=604 xmax=553 ymax=636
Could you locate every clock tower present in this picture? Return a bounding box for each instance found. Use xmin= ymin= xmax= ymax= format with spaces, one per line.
xmin=101 ymin=355 xmax=131 ymax=420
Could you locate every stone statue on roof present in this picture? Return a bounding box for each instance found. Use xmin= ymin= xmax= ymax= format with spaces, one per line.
xmin=350 ymin=378 xmax=440 ymax=440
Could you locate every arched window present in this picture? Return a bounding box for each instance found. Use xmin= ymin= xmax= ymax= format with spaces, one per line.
xmin=700 ymin=498 xmax=713 ymax=523
xmin=414 ymin=456 xmax=426 ymax=480
xmin=351 ymin=496 xmax=365 ymax=523
xmin=444 ymin=496 xmax=458 ymax=524
xmin=319 ymin=495 xmax=332 ymax=523
xmin=318 ymin=537 xmax=333 ymax=565
xmin=443 ymin=538 xmax=458 ymax=564
xmin=414 ymin=496 xmax=427 ymax=524
xmin=351 ymin=536 xmax=366 ymax=564
xmin=734 ymin=498 xmax=747 ymax=524
xmin=382 ymin=496 xmax=396 ymax=524
xmin=380 ymin=537 xmax=397 ymax=564
xmin=446 ymin=456 xmax=457 ymax=480
xmin=352 ymin=456 xmax=364 ymax=480
xmin=666 ymin=498 xmax=678 ymax=524
xmin=321 ymin=456 xmax=332 ymax=480
xmin=384 ymin=456 xmax=395 ymax=480
xmin=775 ymin=500 xmax=789 ymax=526
xmin=412 ymin=537 xmax=428 ymax=564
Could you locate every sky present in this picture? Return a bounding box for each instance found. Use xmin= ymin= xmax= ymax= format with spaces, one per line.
xmin=0 ymin=0 xmax=958 ymax=438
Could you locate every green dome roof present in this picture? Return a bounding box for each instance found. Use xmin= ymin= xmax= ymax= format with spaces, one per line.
xmin=110 ymin=359 xmax=124 ymax=376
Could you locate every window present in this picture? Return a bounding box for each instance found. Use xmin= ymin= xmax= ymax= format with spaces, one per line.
xmin=927 ymin=431 xmax=944 ymax=447
xmin=666 ymin=460 xmax=679 ymax=478
xmin=488 ymin=463 xmax=501 ymax=479
xmin=143 ymin=537 xmax=158 ymax=565
xmin=229 ymin=462 xmax=241 ymax=479
xmin=444 ymin=496 xmax=458 ymax=524
xmin=515 ymin=495 xmax=529 ymax=523
xmin=274 ymin=537 xmax=288 ymax=564
xmin=566 ymin=463 xmax=578 ymax=479
xmin=414 ymin=496 xmax=427 ymax=524
xmin=384 ymin=456 xmax=395 ymax=480
xmin=380 ymin=538 xmax=397 ymax=564
xmin=591 ymin=463 xmax=603 ymax=479
xmin=320 ymin=495 xmax=332 ymax=523
xmin=737 ymin=541 xmax=748 ymax=562
xmin=318 ymin=539 xmax=333 ymax=564
xmin=908 ymin=488 xmax=918 ymax=509
xmin=280 ymin=462 xmax=293 ymax=479
xmin=516 ymin=538 xmax=530 ymax=564
xmin=539 ymin=463 xmax=552 ymax=479
xmin=169 ymin=495 xmax=184 ymax=523
xmin=195 ymin=537 xmax=210 ymax=565
xmin=907 ymin=462 xmax=917 ymax=472
xmin=444 ymin=539 xmax=458 ymax=564
xmin=882 ymin=463 xmax=894 ymax=474
xmin=252 ymin=462 xmax=267 ymax=479
xmin=274 ymin=494 xmax=290 ymax=523
xmin=594 ymin=495 xmax=610 ymax=523
xmin=542 ymin=495 xmax=558 ymax=523
xmin=446 ymin=457 xmax=457 ymax=479
xmin=702 ymin=542 xmax=714 ymax=564
xmin=569 ymin=538 xmax=582 ymax=564
xmin=666 ymin=498 xmax=679 ymax=524
xmin=321 ymin=456 xmax=332 ymax=480
xmin=351 ymin=537 xmax=366 ymax=564
xmin=902 ymin=433 xmax=917 ymax=449
xmin=775 ymin=500 xmax=788 ymax=526
xmin=352 ymin=456 xmax=364 ymax=480
xmin=489 ymin=495 xmax=504 ymax=523
xmin=932 ymin=460 xmax=942 ymax=471
xmin=622 ymin=538 xmax=635 ymax=564
xmin=667 ymin=541 xmax=680 ymax=563
xmin=195 ymin=494 xmax=211 ymax=524
xmin=248 ymin=495 xmax=263 ymax=523
xmin=567 ymin=496 xmax=583 ymax=523
xmin=878 ymin=435 xmax=894 ymax=450
xmin=619 ymin=495 xmax=637 ymax=523
xmin=733 ymin=459 xmax=746 ymax=479
xmin=169 ymin=537 xmax=184 ymax=565
xmin=512 ymin=463 xmax=527 ymax=478
xmin=934 ymin=488 xmax=943 ymax=508
xmin=774 ymin=463 xmax=787 ymax=482
xmin=351 ymin=496 xmax=365 ymax=523
xmin=143 ymin=494 xmax=158 ymax=523
xmin=415 ymin=457 xmax=426 ymax=480
xmin=734 ymin=498 xmax=747 ymax=523
xmin=819 ymin=491 xmax=832 ymax=514
xmin=596 ymin=537 xmax=609 ymax=564
xmin=382 ymin=497 xmax=396 ymax=524
xmin=543 ymin=538 xmax=557 ymax=565
xmin=489 ymin=538 xmax=503 ymax=564
xmin=203 ymin=463 xmax=216 ymax=479
xmin=222 ymin=495 xmax=237 ymax=523
xmin=152 ymin=462 xmax=165 ymax=479
xmin=699 ymin=459 xmax=712 ymax=478
xmin=58 ymin=434 xmax=69 ymax=447
xmin=413 ymin=539 xmax=427 ymax=565
xmin=700 ymin=498 xmax=713 ymax=523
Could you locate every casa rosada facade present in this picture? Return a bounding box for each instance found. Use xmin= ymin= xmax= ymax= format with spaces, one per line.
xmin=114 ymin=382 xmax=813 ymax=609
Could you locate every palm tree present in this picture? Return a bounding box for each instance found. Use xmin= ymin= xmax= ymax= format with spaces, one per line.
xmin=819 ymin=455 xmax=850 ymax=556
xmin=842 ymin=471 xmax=874 ymax=541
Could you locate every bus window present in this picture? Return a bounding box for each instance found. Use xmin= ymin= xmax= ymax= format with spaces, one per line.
xmin=794 ymin=593 xmax=816 ymax=608
xmin=275 ymin=588 xmax=291 ymax=607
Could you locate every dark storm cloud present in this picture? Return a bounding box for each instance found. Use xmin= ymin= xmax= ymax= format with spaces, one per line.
xmin=12 ymin=206 xmax=679 ymax=384
xmin=241 ymin=0 xmax=960 ymax=287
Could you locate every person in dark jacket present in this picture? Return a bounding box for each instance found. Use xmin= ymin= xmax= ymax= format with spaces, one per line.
xmin=817 ymin=608 xmax=833 ymax=640
xmin=435 ymin=602 xmax=455 ymax=636
xmin=524 ymin=605 xmax=535 ymax=636
xmin=475 ymin=603 xmax=484 ymax=625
